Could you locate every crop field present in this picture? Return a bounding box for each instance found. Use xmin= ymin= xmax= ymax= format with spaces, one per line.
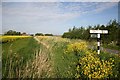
xmin=1 ymin=36 xmax=120 ymax=79
xmin=0 ymin=36 xmax=32 ymax=43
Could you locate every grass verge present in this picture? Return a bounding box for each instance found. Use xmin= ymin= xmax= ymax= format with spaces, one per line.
xmin=2 ymin=37 xmax=40 ymax=78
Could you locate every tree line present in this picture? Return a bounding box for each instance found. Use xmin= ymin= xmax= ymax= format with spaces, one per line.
xmin=35 ymin=33 xmax=53 ymax=36
xmin=4 ymin=30 xmax=21 ymax=35
xmin=3 ymin=30 xmax=53 ymax=36
xmin=62 ymin=19 xmax=120 ymax=46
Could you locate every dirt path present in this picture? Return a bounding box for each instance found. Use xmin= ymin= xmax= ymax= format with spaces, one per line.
xmin=102 ymin=47 xmax=120 ymax=54
xmin=88 ymin=45 xmax=120 ymax=54
xmin=34 ymin=37 xmax=49 ymax=49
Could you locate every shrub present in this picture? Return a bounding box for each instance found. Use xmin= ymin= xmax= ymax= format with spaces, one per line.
xmin=65 ymin=41 xmax=87 ymax=56
xmin=76 ymin=51 xmax=114 ymax=79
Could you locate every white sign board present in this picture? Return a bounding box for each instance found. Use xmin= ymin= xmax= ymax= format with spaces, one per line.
xmin=90 ymin=34 xmax=97 ymax=38
xmin=90 ymin=30 xmax=108 ymax=34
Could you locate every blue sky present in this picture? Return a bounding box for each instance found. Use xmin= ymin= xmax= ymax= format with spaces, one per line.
xmin=2 ymin=2 xmax=118 ymax=35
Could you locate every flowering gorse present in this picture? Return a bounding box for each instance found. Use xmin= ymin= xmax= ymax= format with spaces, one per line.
xmin=64 ymin=41 xmax=115 ymax=79
xmin=76 ymin=51 xmax=114 ymax=79
xmin=65 ymin=41 xmax=88 ymax=54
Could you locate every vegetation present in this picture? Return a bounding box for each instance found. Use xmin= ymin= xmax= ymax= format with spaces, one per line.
xmin=35 ymin=33 xmax=53 ymax=36
xmin=4 ymin=30 xmax=21 ymax=35
xmin=45 ymin=34 xmax=53 ymax=36
xmin=64 ymin=41 xmax=120 ymax=79
xmin=77 ymin=53 xmax=114 ymax=79
xmin=1 ymin=19 xmax=120 ymax=79
xmin=34 ymin=36 xmax=120 ymax=78
xmin=0 ymin=35 xmax=31 ymax=43
xmin=35 ymin=33 xmax=44 ymax=36
xmin=1 ymin=36 xmax=120 ymax=79
xmin=2 ymin=37 xmax=40 ymax=78
xmin=62 ymin=19 xmax=120 ymax=47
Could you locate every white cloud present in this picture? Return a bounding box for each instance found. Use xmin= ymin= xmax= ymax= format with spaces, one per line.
xmin=3 ymin=2 xmax=117 ymax=22
xmin=59 ymin=0 xmax=119 ymax=2
xmin=3 ymin=2 xmax=80 ymax=24
xmin=64 ymin=2 xmax=117 ymax=13
xmin=2 ymin=0 xmax=119 ymax=2
xmin=2 ymin=2 xmax=117 ymax=34
xmin=93 ymin=2 xmax=117 ymax=13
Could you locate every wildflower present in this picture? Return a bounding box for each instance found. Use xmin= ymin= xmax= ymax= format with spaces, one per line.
xmin=76 ymin=51 xmax=114 ymax=79
xmin=65 ymin=41 xmax=88 ymax=55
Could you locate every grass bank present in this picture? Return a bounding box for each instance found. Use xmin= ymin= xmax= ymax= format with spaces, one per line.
xmin=2 ymin=37 xmax=40 ymax=78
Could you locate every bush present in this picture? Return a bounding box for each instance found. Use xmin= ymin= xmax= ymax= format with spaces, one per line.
xmin=65 ymin=41 xmax=87 ymax=56
xmin=65 ymin=41 xmax=117 ymax=79
xmin=76 ymin=51 xmax=114 ymax=79
xmin=45 ymin=34 xmax=53 ymax=36
xmin=35 ymin=33 xmax=44 ymax=36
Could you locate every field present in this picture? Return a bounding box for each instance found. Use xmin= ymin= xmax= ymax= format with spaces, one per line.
xmin=0 ymin=36 xmax=31 ymax=43
xmin=1 ymin=36 xmax=120 ymax=79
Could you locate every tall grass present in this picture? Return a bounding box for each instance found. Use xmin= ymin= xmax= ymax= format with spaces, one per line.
xmin=21 ymin=37 xmax=54 ymax=78
xmin=2 ymin=37 xmax=40 ymax=78
xmin=36 ymin=36 xmax=77 ymax=78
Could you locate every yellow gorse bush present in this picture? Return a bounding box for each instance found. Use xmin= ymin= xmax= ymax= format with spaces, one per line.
xmin=77 ymin=51 xmax=114 ymax=79
xmin=64 ymin=40 xmax=114 ymax=79
xmin=65 ymin=41 xmax=88 ymax=54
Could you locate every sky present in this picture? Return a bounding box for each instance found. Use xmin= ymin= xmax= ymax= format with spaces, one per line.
xmin=2 ymin=0 xmax=119 ymax=2
xmin=2 ymin=2 xmax=118 ymax=35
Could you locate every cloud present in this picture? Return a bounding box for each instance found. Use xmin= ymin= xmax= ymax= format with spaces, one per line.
xmin=60 ymin=2 xmax=117 ymax=14
xmin=2 ymin=0 xmax=119 ymax=2
xmin=2 ymin=2 xmax=117 ymax=34
xmin=3 ymin=2 xmax=117 ymax=20
xmin=3 ymin=2 xmax=80 ymax=24
xmin=2 ymin=0 xmax=60 ymax=2
xmin=93 ymin=2 xmax=117 ymax=13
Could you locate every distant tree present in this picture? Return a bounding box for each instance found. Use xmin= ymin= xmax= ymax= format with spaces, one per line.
xmin=69 ymin=28 xmax=72 ymax=32
xmin=62 ymin=19 xmax=119 ymax=46
xmin=4 ymin=30 xmax=21 ymax=35
xmin=22 ymin=32 xmax=27 ymax=35
xmin=117 ymin=23 xmax=120 ymax=46
xmin=62 ymin=32 xmax=71 ymax=38
xmin=88 ymin=26 xmax=92 ymax=29
xmin=100 ymin=25 xmax=106 ymax=30
xmin=17 ymin=31 xmax=21 ymax=35
xmin=45 ymin=34 xmax=53 ymax=36
xmin=35 ymin=33 xmax=44 ymax=36
xmin=106 ymin=19 xmax=119 ymax=43
xmin=30 ymin=34 xmax=34 ymax=36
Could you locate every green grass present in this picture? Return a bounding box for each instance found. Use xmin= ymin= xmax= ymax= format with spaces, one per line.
xmin=2 ymin=37 xmax=40 ymax=78
xmin=51 ymin=41 xmax=76 ymax=78
xmin=36 ymin=37 xmax=77 ymax=78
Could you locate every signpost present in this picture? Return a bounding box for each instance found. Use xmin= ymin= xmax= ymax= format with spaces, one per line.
xmin=90 ymin=30 xmax=108 ymax=54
